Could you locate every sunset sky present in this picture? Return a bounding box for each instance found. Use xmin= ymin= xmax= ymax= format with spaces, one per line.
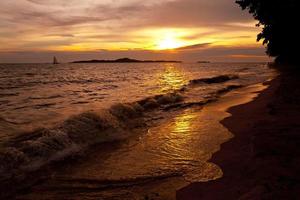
xmin=0 ymin=0 xmax=271 ymax=63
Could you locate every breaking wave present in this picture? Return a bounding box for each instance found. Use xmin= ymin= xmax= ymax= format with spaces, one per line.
xmin=0 ymin=74 xmax=240 ymax=181
xmin=188 ymin=75 xmax=239 ymax=85
xmin=0 ymin=93 xmax=185 ymax=181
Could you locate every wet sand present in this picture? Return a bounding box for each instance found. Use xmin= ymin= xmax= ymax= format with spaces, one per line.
xmin=177 ymin=70 xmax=300 ymax=199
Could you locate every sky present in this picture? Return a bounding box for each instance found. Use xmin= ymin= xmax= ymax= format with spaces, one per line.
xmin=0 ymin=0 xmax=271 ymax=63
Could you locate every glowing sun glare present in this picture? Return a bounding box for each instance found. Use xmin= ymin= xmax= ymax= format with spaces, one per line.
xmin=157 ymin=37 xmax=183 ymax=50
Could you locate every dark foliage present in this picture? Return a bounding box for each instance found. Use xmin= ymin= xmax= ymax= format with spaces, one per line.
xmin=236 ymin=0 xmax=299 ymax=64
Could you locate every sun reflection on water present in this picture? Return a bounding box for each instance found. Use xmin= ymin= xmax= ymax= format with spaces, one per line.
xmin=157 ymin=64 xmax=188 ymax=93
xmin=173 ymin=112 xmax=197 ymax=134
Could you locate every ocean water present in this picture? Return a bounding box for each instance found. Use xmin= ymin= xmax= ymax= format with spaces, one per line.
xmin=0 ymin=62 xmax=272 ymax=131
xmin=0 ymin=62 xmax=275 ymax=198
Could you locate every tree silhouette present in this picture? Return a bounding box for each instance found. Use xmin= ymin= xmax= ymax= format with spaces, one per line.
xmin=236 ymin=0 xmax=298 ymax=64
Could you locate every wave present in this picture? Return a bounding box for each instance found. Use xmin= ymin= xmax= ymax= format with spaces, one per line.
xmin=41 ymin=172 xmax=182 ymax=191
xmin=189 ymin=75 xmax=239 ymax=85
xmin=163 ymin=84 xmax=242 ymax=111
xmin=216 ymin=84 xmax=243 ymax=94
xmin=29 ymin=95 xmax=63 ymax=100
xmin=0 ymin=92 xmax=19 ymax=97
xmin=0 ymin=74 xmax=240 ymax=181
xmin=0 ymin=94 xmax=184 ymax=181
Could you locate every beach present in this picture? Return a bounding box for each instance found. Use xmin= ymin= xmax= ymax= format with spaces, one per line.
xmin=0 ymin=63 xmax=276 ymax=199
xmin=178 ymin=67 xmax=300 ymax=199
xmin=1 ymin=0 xmax=298 ymax=198
xmin=6 ymin=79 xmax=272 ymax=200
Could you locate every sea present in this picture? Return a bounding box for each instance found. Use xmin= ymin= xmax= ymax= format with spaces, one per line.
xmin=0 ymin=62 xmax=275 ymax=199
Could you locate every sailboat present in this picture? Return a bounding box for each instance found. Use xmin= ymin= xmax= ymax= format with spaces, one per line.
xmin=53 ymin=56 xmax=59 ymax=64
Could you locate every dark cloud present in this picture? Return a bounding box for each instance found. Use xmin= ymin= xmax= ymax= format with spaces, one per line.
xmin=175 ymin=43 xmax=211 ymax=51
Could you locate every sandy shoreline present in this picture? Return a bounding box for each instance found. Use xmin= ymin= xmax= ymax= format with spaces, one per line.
xmin=3 ymin=81 xmax=271 ymax=200
xmin=1 ymin=72 xmax=278 ymax=200
xmin=177 ymin=70 xmax=300 ymax=199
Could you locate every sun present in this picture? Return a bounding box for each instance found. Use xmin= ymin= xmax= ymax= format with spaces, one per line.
xmin=157 ymin=36 xmax=183 ymax=50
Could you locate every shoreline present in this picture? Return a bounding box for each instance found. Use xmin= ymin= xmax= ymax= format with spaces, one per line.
xmin=1 ymin=72 xmax=276 ymax=199
xmin=177 ymin=76 xmax=280 ymax=199
xmin=176 ymin=77 xmax=279 ymax=199
xmin=177 ymin=70 xmax=300 ymax=199
xmin=4 ymin=80 xmax=272 ymax=200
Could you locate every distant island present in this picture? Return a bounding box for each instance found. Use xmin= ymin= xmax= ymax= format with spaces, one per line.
xmin=197 ymin=61 xmax=210 ymax=63
xmin=72 ymin=58 xmax=182 ymax=63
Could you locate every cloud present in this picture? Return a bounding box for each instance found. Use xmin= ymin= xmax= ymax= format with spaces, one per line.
xmin=175 ymin=43 xmax=212 ymax=51
xmin=141 ymin=0 xmax=253 ymax=27
xmin=45 ymin=34 xmax=75 ymax=38
xmin=0 ymin=0 xmax=266 ymax=62
xmin=1 ymin=0 xmax=253 ymax=29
